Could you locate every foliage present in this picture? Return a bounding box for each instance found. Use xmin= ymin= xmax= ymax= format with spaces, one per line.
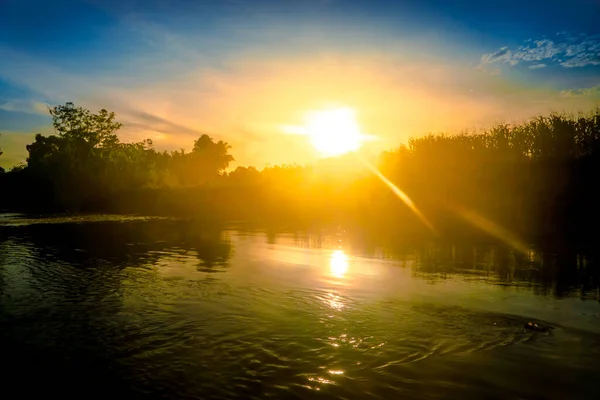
xmin=1 ymin=102 xmax=234 ymax=211
xmin=1 ymin=105 xmax=600 ymax=248
xmin=49 ymin=102 xmax=122 ymax=148
xmin=0 ymin=132 xmax=3 ymax=174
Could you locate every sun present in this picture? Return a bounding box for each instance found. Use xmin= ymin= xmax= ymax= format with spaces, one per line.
xmin=329 ymin=250 xmax=349 ymax=278
xmin=304 ymin=107 xmax=365 ymax=157
xmin=280 ymin=106 xmax=370 ymax=157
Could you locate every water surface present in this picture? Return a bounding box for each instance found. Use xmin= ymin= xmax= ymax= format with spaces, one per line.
xmin=0 ymin=215 xmax=599 ymax=399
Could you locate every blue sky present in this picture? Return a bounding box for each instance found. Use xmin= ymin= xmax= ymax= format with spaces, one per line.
xmin=1 ymin=0 xmax=599 ymax=168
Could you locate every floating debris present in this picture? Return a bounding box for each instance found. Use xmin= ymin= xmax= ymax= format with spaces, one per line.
xmin=524 ymin=322 xmax=554 ymax=333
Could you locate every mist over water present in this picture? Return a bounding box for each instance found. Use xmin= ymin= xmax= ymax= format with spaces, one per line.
xmin=0 ymin=215 xmax=599 ymax=399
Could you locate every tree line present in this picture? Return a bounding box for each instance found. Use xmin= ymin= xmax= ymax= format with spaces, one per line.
xmin=1 ymin=102 xmax=600 ymax=250
xmin=0 ymin=103 xmax=234 ymax=210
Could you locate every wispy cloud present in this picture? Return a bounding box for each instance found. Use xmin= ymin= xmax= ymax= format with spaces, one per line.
xmin=481 ymin=47 xmax=518 ymax=66
xmin=481 ymin=33 xmax=600 ymax=69
xmin=0 ymin=44 xmax=209 ymax=145
xmin=2 ymin=20 xmax=600 ymax=169
xmin=528 ymin=63 xmax=547 ymax=70
xmin=123 ymin=109 xmax=206 ymax=137
xmin=560 ymin=84 xmax=600 ymax=99
xmin=0 ymin=100 xmax=49 ymax=115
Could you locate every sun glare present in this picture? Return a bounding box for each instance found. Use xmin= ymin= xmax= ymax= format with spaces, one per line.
xmin=303 ymin=107 xmax=365 ymax=157
xmin=330 ymin=250 xmax=349 ymax=278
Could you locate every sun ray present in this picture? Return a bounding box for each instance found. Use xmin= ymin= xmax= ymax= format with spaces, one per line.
xmin=359 ymin=157 xmax=437 ymax=234
xmin=451 ymin=204 xmax=530 ymax=255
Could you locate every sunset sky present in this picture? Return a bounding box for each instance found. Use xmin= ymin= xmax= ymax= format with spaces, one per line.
xmin=1 ymin=0 xmax=599 ymax=169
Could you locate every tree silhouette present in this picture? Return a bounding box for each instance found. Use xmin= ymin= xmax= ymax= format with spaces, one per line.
xmin=1 ymin=104 xmax=600 ymax=248
xmin=0 ymin=132 xmax=4 ymax=174
xmin=189 ymin=134 xmax=234 ymax=184
xmin=49 ymin=102 xmax=121 ymax=148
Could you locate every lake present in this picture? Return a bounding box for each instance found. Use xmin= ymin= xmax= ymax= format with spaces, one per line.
xmin=0 ymin=214 xmax=599 ymax=399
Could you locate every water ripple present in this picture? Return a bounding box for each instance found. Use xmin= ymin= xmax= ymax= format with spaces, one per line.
xmin=1 ymin=219 xmax=599 ymax=399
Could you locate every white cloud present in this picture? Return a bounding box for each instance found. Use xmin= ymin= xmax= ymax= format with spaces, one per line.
xmin=513 ymin=39 xmax=563 ymax=62
xmin=480 ymin=33 xmax=600 ymax=69
xmin=481 ymin=46 xmax=514 ymax=65
xmin=1 ymin=24 xmax=600 ymax=169
xmin=0 ymin=100 xmax=49 ymax=115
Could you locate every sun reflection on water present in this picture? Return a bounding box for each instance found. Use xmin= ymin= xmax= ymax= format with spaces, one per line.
xmin=329 ymin=250 xmax=348 ymax=278
xmin=325 ymin=292 xmax=345 ymax=311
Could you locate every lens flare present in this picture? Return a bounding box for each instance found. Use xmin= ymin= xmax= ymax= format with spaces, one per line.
xmin=452 ymin=205 xmax=530 ymax=254
xmin=359 ymin=158 xmax=437 ymax=233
